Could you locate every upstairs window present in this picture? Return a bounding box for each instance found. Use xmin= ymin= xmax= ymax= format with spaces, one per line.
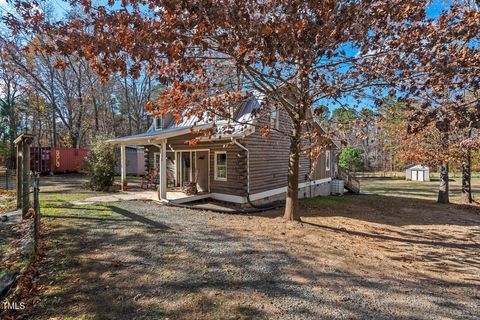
xmin=326 ymin=150 xmax=331 ymax=171
xmin=271 ymin=106 xmax=279 ymax=129
xmin=214 ymin=151 xmax=227 ymax=181
xmin=154 ymin=116 xmax=163 ymax=130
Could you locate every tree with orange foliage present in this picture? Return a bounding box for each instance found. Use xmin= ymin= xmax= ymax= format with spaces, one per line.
xmin=6 ymin=1 xmax=479 ymax=219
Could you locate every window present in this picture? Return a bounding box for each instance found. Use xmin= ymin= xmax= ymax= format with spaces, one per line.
xmin=325 ymin=150 xmax=331 ymax=171
xmin=214 ymin=151 xmax=227 ymax=181
xmin=154 ymin=116 xmax=163 ymax=130
xmin=154 ymin=152 xmax=160 ymax=168
xmin=271 ymin=106 xmax=279 ymax=129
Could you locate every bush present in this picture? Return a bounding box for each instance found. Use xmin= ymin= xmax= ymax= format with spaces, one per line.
xmin=339 ymin=146 xmax=363 ymax=172
xmin=85 ymin=136 xmax=117 ymax=191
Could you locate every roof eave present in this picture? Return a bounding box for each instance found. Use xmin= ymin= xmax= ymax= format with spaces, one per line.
xmin=107 ymin=124 xmax=214 ymax=145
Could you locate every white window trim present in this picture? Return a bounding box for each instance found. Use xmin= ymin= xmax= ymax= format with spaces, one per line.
xmin=154 ymin=116 xmax=163 ymax=131
xmin=153 ymin=152 xmax=160 ymax=168
xmin=214 ymin=151 xmax=227 ymax=181
xmin=325 ymin=150 xmax=331 ymax=171
xmin=271 ymin=106 xmax=280 ymax=129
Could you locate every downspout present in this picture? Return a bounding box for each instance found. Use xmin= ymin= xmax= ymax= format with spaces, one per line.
xmin=150 ymin=140 xmax=167 ymax=202
xmin=308 ymin=126 xmax=313 ymax=198
xmin=231 ymin=138 xmax=249 ymax=194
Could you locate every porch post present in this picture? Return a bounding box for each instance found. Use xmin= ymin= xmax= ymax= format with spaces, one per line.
xmin=159 ymin=139 xmax=167 ymax=200
xmin=120 ymin=144 xmax=127 ymax=191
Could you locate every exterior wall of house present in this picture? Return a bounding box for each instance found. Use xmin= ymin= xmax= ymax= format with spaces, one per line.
xmin=243 ymin=107 xmax=333 ymax=200
xmin=145 ymin=133 xmax=247 ymax=197
xmin=142 ymin=108 xmax=334 ymax=204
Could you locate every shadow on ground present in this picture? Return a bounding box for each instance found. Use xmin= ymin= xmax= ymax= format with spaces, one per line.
xmin=27 ymin=196 xmax=480 ymax=320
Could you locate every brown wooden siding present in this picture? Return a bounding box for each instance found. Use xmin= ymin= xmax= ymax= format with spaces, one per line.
xmin=143 ymin=110 xmax=332 ymax=197
xmin=144 ymin=133 xmax=247 ymax=196
xmin=243 ymin=108 xmax=332 ymax=194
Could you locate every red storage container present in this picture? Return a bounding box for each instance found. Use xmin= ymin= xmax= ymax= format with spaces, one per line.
xmin=31 ymin=147 xmax=89 ymax=174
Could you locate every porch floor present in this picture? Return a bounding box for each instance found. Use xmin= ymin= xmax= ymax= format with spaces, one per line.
xmin=73 ymin=188 xmax=211 ymax=205
xmin=167 ymin=191 xmax=211 ymax=204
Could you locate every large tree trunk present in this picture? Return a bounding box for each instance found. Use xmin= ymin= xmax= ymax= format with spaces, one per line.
xmin=284 ymin=120 xmax=302 ymax=221
xmin=461 ymin=150 xmax=473 ymax=204
xmin=438 ymin=162 xmax=449 ymax=204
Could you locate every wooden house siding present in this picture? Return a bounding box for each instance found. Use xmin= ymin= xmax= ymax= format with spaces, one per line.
xmin=244 ymin=108 xmax=332 ymax=194
xmin=143 ymin=109 xmax=333 ymax=198
xmin=146 ymin=133 xmax=247 ymax=196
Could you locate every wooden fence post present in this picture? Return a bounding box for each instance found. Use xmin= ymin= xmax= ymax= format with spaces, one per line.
xmin=14 ymin=133 xmax=35 ymax=217
xmin=33 ymin=174 xmax=40 ymax=251
xmin=22 ymin=138 xmax=31 ymax=217
xmin=16 ymin=143 xmax=23 ymax=209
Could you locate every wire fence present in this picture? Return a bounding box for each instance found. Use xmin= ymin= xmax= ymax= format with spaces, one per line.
xmin=354 ymin=171 xmax=480 ymax=179
xmin=33 ymin=174 xmax=41 ymax=250
xmin=0 ymin=168 xmax=16 ymax=190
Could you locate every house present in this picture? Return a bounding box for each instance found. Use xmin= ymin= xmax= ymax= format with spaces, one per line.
xmin=405 ymin=164 xmax=430 ymax=181
xmin=115 ymin=146 xmax=145 ymax=176
xmin=109 ymin=93 xmax=338 ymax=204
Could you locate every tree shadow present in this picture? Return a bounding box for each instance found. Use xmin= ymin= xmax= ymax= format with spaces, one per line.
xmin=26 ymin=200 xmax=480 ymax=320
xmin=107 ymin=205 xmax=170 ymax=230
xmin=301 ymin=220 xmax=480 ymax=250
xmin=253 ymin=194 xmax=480 ymax=227
xmin=42 ymin=214 xmax=131 ymax=222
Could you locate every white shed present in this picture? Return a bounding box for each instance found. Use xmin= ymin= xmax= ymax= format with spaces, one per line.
xmin=405 ymin=164 xmax=430 ymax=181
xmin=116 ymin=146 xmax=145 ymax=176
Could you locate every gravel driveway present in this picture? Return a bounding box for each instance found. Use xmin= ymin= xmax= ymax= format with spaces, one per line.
xmin=32 ymin=197 xmax=480 ymax=320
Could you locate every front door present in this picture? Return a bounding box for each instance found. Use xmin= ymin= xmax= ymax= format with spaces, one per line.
xmin=174 ymin=151 xmax=209 ymax=192
xmin=181 ymin=152 xmax=192 ymax=186
xmin=175 ymin=151 xmax=194 ymax=187
xmin=154 ymin=152 xmax=161 ymax=169
xmin=195 ymin=151 xmax=209 ymax=192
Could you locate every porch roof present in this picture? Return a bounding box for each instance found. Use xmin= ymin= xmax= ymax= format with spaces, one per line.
xmin=108 ymin=123 xmax=213 ymax=145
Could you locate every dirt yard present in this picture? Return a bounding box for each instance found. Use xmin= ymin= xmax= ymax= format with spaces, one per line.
xmin=4 ymin=175 xmax=480 ymax=319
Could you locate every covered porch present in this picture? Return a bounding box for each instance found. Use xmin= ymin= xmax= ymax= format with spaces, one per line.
xmin=109 ymin=126 xmax=212 ymax=204
xmin=114 ymin=176 xmax=211 ymax=204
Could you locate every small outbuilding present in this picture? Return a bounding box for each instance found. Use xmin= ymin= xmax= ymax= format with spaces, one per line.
xmin=405 ymin=164 xmax=430 ymax=181
xmin=116 ymin=146 xmax=145 ymax=176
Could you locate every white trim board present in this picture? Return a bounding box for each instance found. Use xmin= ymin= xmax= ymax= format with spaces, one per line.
xmin=211 ymin=193 xmax=245 ymax=204
xmin=170 ymin=193 xmax=212 ymax=204
xmin=248 ymin=177 xmax=332 ymax=201
xmin=160 ymin=178 xmax=333 ymax=205
xmin=213 ymin=151 xmax=228 ymax=181
xmin=210 ymin=178 xmax=333 ymax=204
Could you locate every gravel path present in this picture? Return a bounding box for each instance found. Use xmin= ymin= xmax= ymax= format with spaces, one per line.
xmin=117 ymin=200 xmax=313 ymax=319
xmin=106 ymin=200 xmax=479 ymax=320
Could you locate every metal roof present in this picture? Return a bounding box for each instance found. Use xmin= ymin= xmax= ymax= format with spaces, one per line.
xmin=107 ymin=124 xmax=214 ymax=145
xmin=108 ymin=94 xmax=261 ymax=145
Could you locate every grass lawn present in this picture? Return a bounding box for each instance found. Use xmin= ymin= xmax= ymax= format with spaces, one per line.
xmin=361 ymin=177 xmax=480 ymax=203
xmin=0 ymin=189 xmax=16 ymax=214
xmin=0 ymin=190 xmax=20 ymax=277
xmin=4 ymin=174 xmax=480 ymax=319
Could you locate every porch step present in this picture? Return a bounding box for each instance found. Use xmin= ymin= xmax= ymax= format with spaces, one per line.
xmin=336 ymin=168 xmax=361 ymax=194
xmin=169 ymin=193 xmax=212 ymax=204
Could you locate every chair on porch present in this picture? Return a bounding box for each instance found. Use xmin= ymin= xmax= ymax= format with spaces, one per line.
xmin=141 ymin=167 xmax=159 ymax=189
